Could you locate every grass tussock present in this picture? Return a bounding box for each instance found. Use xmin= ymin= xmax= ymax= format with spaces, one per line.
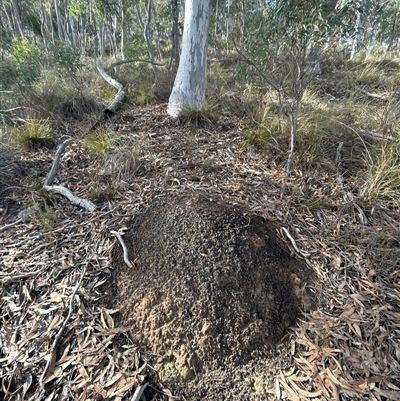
xmin=81 ymin=129 xmax=112 ymax=156
xmin=23 ymin=180 xmax=58 ymax=229
xmin=359 ymin=139 xmax=400 ymax=205
xmin=87 ymin=184 xmax=115 ymax=202
xmin=10 ymin=119 xmax=55 ymax=150
xmin=181 ymin=100 xmax=220 ymax=126
xmin=103 ymin=145 xmax=140 ymax=181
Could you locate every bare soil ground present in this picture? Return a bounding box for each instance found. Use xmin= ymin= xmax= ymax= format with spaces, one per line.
xmin=1 ymin=103 xmax=399 ymax=400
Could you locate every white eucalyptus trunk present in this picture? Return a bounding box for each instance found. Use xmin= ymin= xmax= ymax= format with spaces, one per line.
xmin=167 ymin=0 xmax=210 ymax=118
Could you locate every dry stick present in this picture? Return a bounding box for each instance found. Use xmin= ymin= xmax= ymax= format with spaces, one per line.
xmin=336 ymin=141 xmax=344 ymax=185
xmin=0 ymin=218 xmax=23 ymax=233
xmin=96 ymin=59 xmax=126 ymax=113
xmin=111 ymin=230 xmax=133 ymax=268
xmin=44 ymin=185 xmax=96 ymax=212
xmin=280 ymin=227 xmax=310 ymax=258
xmin=45 ymin=138 xmax=73 ymax=186
xmin=280 ymin=109 xmax=298 ymax=200
xmin=130 ymin=383 xmax=148 ymax=401
xmin=357 ymin=86 xmax=389 ymax=101
xmin=39 ymin=264 xmax=87 ymax=387
xmin=105 ymin=59 xmax=164 ymax=70
xmin=44 ymin=139 xmax=96 ymax=212
xmin=335 ymin=137 xmax=369 ymax=226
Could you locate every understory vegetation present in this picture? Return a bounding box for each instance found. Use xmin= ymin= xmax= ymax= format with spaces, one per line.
xmin=3 ymin=47 xmax=400 ymax=213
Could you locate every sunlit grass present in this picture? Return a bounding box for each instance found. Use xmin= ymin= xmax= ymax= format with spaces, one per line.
xmin=10 ymin=119 xmax=54 ymax=150
xmin=359 ymin=139 xmax=400 ymax=205
xmin=81 ymin=129 xmax=111 ymax=156
xmin=182 ymin=100 xmax=219 ymax=125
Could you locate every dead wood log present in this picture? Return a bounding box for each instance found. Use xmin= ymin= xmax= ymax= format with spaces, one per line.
xmin=96 ymin=59 xmax=126 ymax=114
xmin=44 ymin=139 xmax=96 ymax=211
xmin=45 ymin=139 xmax=73 ymax=186
xmin=44 ymin=185 xmax=96 ymax=212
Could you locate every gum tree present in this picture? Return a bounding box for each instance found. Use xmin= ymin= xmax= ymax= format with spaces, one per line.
xmin=167 ymin=0 xmax=211 ymax=118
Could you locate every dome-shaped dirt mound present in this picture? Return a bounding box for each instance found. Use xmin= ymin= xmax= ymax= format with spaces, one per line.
xmin=109 ymin=192 xmax=314 ymax=381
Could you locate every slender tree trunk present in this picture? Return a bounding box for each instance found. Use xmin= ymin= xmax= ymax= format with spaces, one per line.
xmin=11 ymin=0 xmax=24 ymax=36
xmin=167 ymin=0 xmax=211 ymax=117
xmin=120 ymin=6 xmax=125 ymax=59
xmin=54 ymin=0 xmax=65 ymax=43
xmin=387 ymin=13 xmax=398 ymax=51
xmin=351 ymin=0 xmax=366 ymax=59
xmin=136 ymin=0 xmax=158 ymax=75
xmin=170 ymin=0 xmax=180 ymax=71
xmin=240 ymin=0 xmax=245 ymax=43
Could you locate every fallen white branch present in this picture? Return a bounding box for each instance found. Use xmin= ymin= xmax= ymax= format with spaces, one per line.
xmin=0 ymin=218 xmax=23 ymax=233
xmin=96 ymin=59 xmax=126 ymax=113
xmin=280 ymin=227 xmax=310 ymax=258
xmin=45 ymin=139 xmax=73 ymax=186
xmin=111 ymin=230 xmax=133 ymax=268
xmin=130 ymin=383 xmax=148 ymax=401
xmin=105 ymin=59 xmax=164 ymax=70
xmin=44 ymin=185 xmax=96 ymax=212
xmin=360 ymin=130 xmax=394 ymax=141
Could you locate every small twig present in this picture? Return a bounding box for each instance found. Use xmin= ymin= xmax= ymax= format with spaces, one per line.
xmin=111 ymin=230 xmax=133 ymax=268
xmin=353 ymin=202 xmax=369 ymax=226
xmin=39 ymin=264 xmax=87 ymax=387
xmin=357 ymin=86 xmax=389 ymax=101
xmin=280 ymin=227 xmax=310 ymax=257
xmin=0 ymin=106 xmax=24 ymax=112
xmin=45 ymin=139 xmax=73 ymax=186
xmin=130 ymin=383 xmax=148 ymax=401
xmin=0 ymin=218 xmax=23 ymax=233
xmin=106 ymin=59 xmax=164 ymax=70
xmin=336 ymin=141 xmax=344 ymax=185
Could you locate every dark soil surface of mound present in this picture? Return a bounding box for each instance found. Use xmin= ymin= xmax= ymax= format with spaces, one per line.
xmin=106 ymin=192 xmax=316 ymax=388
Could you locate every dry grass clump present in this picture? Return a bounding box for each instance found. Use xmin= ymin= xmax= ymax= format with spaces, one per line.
xmin=181 ymin=100 xmax=220 ymax=126
xmin=81 ymin=129 xmax=112 ymax=156
xmin=81 ymin=128 xmax=141 ymax=189
xmin=9 ymin=119 xmax=55 ymax=150
xmin=35 ymin=69 xmax=104 ymax=121
xmin=359 ymin=139 xmax=400 ymax=206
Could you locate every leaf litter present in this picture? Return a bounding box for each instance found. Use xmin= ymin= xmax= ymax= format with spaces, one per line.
xmin=0 ymin=103 xmax=399 ymax=400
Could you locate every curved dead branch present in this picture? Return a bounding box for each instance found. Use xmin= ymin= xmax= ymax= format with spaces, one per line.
xmin=105 ymin=59 xmax=164 ymax=70
xmin=96 ymin=59 xmax=126 ymax=113
xmin=44 ymin=185 xmax=96 ymax=212
xmin=111 ymin=230 xmax=133 ymax=268
xmin=45 ymin=138 xmax=73 ymax=186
